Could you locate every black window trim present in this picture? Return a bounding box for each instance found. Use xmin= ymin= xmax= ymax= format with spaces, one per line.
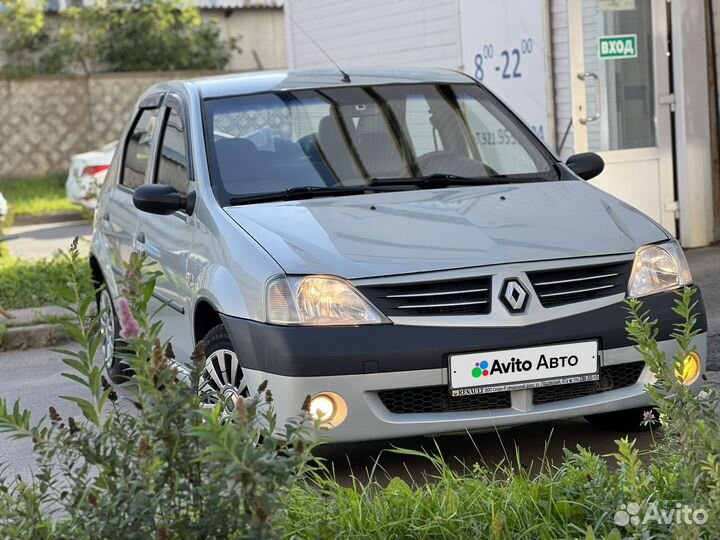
xmin=118 ymin=92 xmax=166 ymax=192
xmin=151 ymin=93 xmax=195 ymax=188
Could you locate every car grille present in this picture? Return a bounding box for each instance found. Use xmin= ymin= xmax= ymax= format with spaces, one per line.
xmin=527 ymin=260 xmax=632 ymax=307
xmin=378 ymin=386 xmax=511 ymax=414
xmin=358 ymin=277 xmax=492 ymax=317
xmin=377 ymin=362 xmax=644 ymax=414
xmin=532 ymin=361 xmax=645 ymax=405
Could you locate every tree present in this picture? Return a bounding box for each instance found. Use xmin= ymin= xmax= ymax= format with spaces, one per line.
xmin=100 ymin=0 xmax=235 ymax=72
xmin=0 ymin=0 xmax=236 ymax=76
xmin=0 ymin=0 xmax=52 ymax=77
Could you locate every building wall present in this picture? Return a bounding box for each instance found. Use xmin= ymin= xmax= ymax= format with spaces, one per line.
xmin=0 ymin=71 xmax=218 ymax=180
xmin=202 ymin=8 xmax=287 ymax=71
xmin=286 ymin=0 xmax=461 ymax=69
xmin=550 ymin=0 xmax=573 ymax=160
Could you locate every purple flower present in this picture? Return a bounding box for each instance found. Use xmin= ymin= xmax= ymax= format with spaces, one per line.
xmin=117 ymin=297 xmax=140 ymax=339
xmin=642 ymin=410 xmax=656 ymax=423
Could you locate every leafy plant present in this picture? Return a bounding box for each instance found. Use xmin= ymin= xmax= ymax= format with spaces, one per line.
xmin=0 ymin=242 xmax=317 ymax=538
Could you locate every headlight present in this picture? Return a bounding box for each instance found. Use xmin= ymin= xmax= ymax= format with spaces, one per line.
xmin=627 ymin=240 xmax=692 ymax=298
xmin=265 ymin=275 xmax=389 ymax=326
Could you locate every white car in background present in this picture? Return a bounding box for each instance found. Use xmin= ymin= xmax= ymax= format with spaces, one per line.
xmin=0 ymin=191 xmax=7 ymax=221
xmin=66 ymin=141 xmax=117 ymax=210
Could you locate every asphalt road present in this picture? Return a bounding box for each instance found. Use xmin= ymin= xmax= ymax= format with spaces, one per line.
xmin=4 ymin=220 xmax=92 ymax=261
xmin=0 ymin=244 xmax=716 ymax=485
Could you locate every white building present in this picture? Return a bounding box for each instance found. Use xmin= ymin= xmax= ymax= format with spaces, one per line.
xmin=285 ymin=0 xmax=720 ymax=248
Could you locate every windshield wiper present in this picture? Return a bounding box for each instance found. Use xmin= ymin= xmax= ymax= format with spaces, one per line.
xmin=229 ymin=185 xmax=389 ymax=206
xmin=370 ymin=173 xmax=491 ymax=188
xmin=370 ymin=173 xmax=544 ymax=188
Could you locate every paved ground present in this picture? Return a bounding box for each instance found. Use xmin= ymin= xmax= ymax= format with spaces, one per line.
xmin=0 ymin=345 xmax=85 ymax=480
xmin=685 ymin=245 xmax=720 ymax=370
xmin=4 ymin=220 xmax=92 ymax=260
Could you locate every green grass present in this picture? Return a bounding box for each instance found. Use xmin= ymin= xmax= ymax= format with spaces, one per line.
xmin=0 ymin=255 xmax=92 ymax=309
xmin=0 ymin=174 xmax=78 ymax=218
xmin=283 ymin=445 xmax=625 ymax=540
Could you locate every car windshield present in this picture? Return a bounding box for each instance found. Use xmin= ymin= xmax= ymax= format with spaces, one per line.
xmin=203 ymin=83 xmax=559 ymax=204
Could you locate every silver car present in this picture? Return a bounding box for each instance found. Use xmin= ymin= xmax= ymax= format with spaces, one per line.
xmin=90 ymin=68 xmax=708 ymax=442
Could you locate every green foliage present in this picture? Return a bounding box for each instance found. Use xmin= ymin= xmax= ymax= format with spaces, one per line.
xmin=282 ymin=288 xmax=720 ymax=539
xmin=100 ymin=0 xmax=234 ymax=72
xmin=0 ymin=0 xmax=235 ymax=76
xmin=0 ymin=174 xmax=77 ymax=220
xmin=0 ymin=242 xmax=317 ymax=538
xmin=0 ymin=254 xmax=92 ymax=309
xmin=0 ymin=0 xmax=52 ymax=77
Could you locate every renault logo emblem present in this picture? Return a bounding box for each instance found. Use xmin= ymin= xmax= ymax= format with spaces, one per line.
xmin=500 ymin=279 xmax=529 ymax=313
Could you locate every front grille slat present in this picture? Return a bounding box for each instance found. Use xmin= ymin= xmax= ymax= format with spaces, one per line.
xmin=387 ymin=287 xmax=488 ymax=298
xmin=539 ymin=283 xmax=616 ymax=299
xmin=528 ymin=261 xmax=632 ymax=308
xmin=360 ymin=277 xmax=492 ymax=316
xmin=396 ymin=299 xmax=488 ymax=310
xmin=533 ymin=272 xmax=620 ymax=287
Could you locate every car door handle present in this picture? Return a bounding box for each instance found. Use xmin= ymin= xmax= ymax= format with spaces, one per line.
xmin=135 ymin=232 xmax=145 ymax=244
xmin=102 ymin=211 xmax=110 ymax=222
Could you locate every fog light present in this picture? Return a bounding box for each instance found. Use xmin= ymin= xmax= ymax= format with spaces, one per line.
xmin=309 ymin=392 xmax=348 ymax=428
xmin=676 ymin=352 xmax=701 ymax=385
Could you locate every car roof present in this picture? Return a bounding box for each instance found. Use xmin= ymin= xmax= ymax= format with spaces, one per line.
xmin=170 ymin=67 xmax=475 ymax=99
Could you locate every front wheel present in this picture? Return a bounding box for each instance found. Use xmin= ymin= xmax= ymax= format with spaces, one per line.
xmin=97 ymin=287 xmax=129 ymax=384
xmin=585 ymin=407 xmax=659 ymax=432
xmin=200 ymin=325 xmax=248 ymax=408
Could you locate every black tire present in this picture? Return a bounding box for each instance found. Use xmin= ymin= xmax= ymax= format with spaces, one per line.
xmin=95 ymin=285 xmax=130 ymax=384
xmin=585 ymin=407 xmax=660 ymax=432
xmin=200 ymin=324 xmax=247 ymax=404
xmin=202 ymin=324 xmax=234 ymax=358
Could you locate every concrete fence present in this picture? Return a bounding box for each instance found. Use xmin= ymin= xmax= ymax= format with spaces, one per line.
xmin=0 ymin=71 xmax=219 ymax=180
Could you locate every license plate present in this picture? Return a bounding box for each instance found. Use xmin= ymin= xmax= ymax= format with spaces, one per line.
xmin=448 ymin=341 xmax=599 ymax=396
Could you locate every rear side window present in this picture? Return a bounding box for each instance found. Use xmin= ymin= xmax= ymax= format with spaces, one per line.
xmin=155 ymin=106 xmax=190 ymax=195
xmin=122 ymin=108 xmax=159 ymax=189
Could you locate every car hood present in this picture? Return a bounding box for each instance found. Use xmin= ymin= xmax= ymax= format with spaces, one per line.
xmin=224 ymin=181 xmax=668 ymax=279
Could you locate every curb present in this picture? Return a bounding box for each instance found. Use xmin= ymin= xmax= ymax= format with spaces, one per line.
xmin=1 ymin=323 xmax=70 ymax=351
xmin=12 ymin=212 xmax=86 ymax=226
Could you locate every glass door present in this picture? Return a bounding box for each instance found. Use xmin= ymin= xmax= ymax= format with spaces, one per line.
xmin=568 ymin=0 xmax=676 ymax=235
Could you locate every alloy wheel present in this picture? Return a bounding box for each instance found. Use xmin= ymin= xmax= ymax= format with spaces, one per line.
xmin=199 ymin=349 xmax=248 ymax=411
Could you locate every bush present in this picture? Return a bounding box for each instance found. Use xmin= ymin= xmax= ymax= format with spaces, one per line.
xmin=0 ymin=0 xmax=235 ymax=76
xmin=0 ymin=242 xmax=317 ymax=538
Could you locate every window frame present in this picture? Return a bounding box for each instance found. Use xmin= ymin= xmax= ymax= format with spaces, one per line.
xmin=151 ymin=93 xmax=194 ymax=197
xmin=118 ymin=93 xmax=165 ymax=192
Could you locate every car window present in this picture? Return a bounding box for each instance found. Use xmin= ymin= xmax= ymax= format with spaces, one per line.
xmin=458 ymin=95 xmax=538 ymax=174
xmin=203 ymin=83 xmax=558 ymax=205
xmin=122 ymin=108 xmax=159 ymax=189
xmin=404 ymin=94 xmax=444 ymax=156
xmin=156 ymin=105 xmax=190 ymax=195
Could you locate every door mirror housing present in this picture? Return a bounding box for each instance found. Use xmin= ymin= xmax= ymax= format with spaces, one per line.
xmin=566 ymin=152 xmax=605 ymax=180
xmin=133 ymin=184 xmax=196 ymax=216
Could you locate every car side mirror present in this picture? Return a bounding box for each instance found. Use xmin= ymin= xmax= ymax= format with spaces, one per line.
xmin=566 ymin=152 xmax=605 ymax=180
xmin=133 ymin=184 xmax=196 ymax=216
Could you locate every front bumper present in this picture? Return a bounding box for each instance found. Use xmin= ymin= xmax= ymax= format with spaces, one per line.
xmin=221 ymin=290 xmax=708 ymax=442
xmin=240 ymin=335 xmax=707 ymax=442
